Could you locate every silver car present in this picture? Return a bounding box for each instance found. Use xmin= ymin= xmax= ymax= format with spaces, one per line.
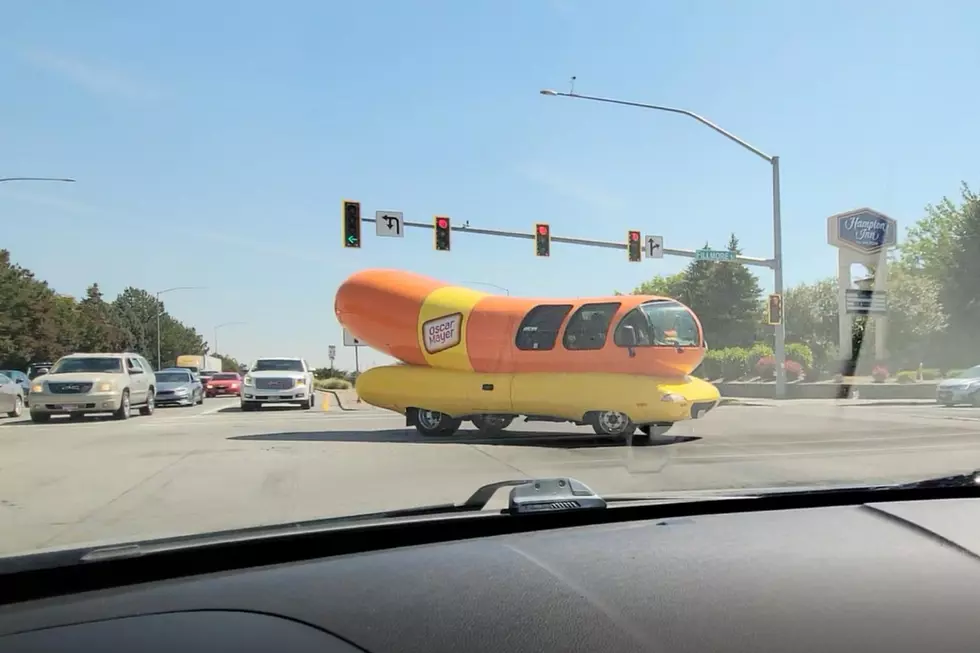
xmin=936 ymin=365 xmax=980 ymax=406
xmin=154 ymin=368 xmax=204 ymax=406
xmin=0 ymin=373 xmax=25 ymax=418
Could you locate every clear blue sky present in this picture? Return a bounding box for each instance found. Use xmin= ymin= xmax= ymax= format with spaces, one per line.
xmin=2 ymin=1 xmax=976 ymax=370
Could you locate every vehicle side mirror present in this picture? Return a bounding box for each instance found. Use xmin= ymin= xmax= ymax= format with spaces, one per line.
xmin=621 ymin=325 xmax=638 ymax=347
xmin=129 ymin=368 xmax=142 ymax=375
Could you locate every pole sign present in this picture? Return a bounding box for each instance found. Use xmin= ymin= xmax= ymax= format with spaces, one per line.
xmin=328 ymin=345 xmax=336 ymax=361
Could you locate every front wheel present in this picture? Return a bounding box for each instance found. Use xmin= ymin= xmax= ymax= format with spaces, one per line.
xmin=304 ymin=393 xmax=315 ymax=410
xmin=30 ymin=411 xmax=51 ymax=423
xmin=414 ymin=408 xmax=462 ymax=437
xmin=113 ymin=390 xmax=131 ymax=420
xmin=241 ymin=401 xmax=259 ymax=412
xmin=8 ymin=396 xmax=23 ymax=418
xmin=591 ymin=410 xmax=635 ymax=438
xmin=139 ymin=391 xmax=155 ymax=416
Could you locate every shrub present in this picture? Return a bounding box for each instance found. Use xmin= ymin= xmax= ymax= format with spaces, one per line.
xmin=871 ymin=365 xmax=888 ymax=383
xmin=755 ymin=356 xmax=803 ymax=381
xmin=719 ymin=347 xmax=749 ymax=380
xmin=896 ymin=370 xmax=917 ymax=384
xmin=697 ymin=350 xmax=724 ymax=380
xmin=747 ymin=343 xmax=773 ymax=376
xmin=315 ymin=378 xmax=352 ymax=390
xmin=946 ymin=369 xmax=965 ymax=379
xmin=785 ymin=342 xmax=814 ymax=371
xmin=921 ymin=368 xmax=941 ymax=381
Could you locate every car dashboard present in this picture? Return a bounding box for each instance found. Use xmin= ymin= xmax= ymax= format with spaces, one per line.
xmin=2 ymin=496 xmax=980 ymax=652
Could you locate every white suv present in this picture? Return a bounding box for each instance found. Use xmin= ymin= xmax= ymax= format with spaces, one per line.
xmin=240 ymin=357 xmax=315 ymax=411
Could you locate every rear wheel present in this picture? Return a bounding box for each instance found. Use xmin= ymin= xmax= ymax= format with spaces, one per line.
xmin=414 ymin=409 xmax=462 ymax=437
xmin=472 ymin=414 xmax=514 ymax=435
xmin=30 ymin=412 xmax=51 ymax=423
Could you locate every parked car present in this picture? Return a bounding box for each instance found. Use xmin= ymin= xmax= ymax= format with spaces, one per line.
xmin=0 ymin=370 xmax=31 ymax=406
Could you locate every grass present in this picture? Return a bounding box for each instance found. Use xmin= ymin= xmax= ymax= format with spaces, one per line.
xmin=314 ymin=378 xmax=352 ymax=390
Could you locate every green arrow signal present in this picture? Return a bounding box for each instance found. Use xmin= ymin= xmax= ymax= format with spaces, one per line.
xmin=347 ymin=235 xmax=357 ymax=245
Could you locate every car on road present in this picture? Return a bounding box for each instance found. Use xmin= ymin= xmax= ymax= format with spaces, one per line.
xmin=27 ymin=352 xmax=157 ymax=423
xmin=154 ymin=368 xmax=204 ymax=407
xmin=0 ymin=373 xmax=25 ymax=418
xmin=205 ymin=372 xmax=242 ymax=398
xmin=936 ymin=365 xmax=980 ymax=406
xmin=0 ymin=370 xmax=31 ymax=407
xmin=240 ymin=357 xmax=315 ymax=411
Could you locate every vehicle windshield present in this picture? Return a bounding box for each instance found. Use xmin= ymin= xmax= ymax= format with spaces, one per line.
xmin=49 ymin=357 xmax=123 ymax=374
xmin=954 ymin=366 xmax=980 ymax=379
xmin=252 ymin=360 xmax=304 ymax=372
xmin=155 ymin=372 xmax=191 ymax=383
xmin=3 ymin=3 xmax=980 ymax=562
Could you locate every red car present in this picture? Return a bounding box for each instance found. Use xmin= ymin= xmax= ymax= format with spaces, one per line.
xmin=205 ymin=372 xmax=243 ymax=398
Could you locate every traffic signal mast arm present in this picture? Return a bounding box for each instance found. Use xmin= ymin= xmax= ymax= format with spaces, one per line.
xmin=350 ymin=212 xmax=775 ymax=268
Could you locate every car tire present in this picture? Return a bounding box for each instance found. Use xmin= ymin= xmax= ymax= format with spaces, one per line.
xmin=304 ymin=394 xmax=315 ymax=410
xmin=8 ymin=396 xmax=24 ymax=418
xmin=30 ymin=411 xmax=51 ymax=423
xmin=113 ymin=390 xmax=131 ymax=420
xmin=472 ymin=414 xmax=513 ymax=435
xmin=414 ymin=408 xmax=461 ymax=437
xmin=139 ymin=390 xmax=155 ymax=416
xmin=590 ymin=410 xmax=635 ymax=438
xmin=241 ymin=401 xmax=258 ymax=412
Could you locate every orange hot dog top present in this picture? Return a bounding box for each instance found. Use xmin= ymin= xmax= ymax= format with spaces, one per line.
xmin=334 ymin=269 xmax=706 ymax=377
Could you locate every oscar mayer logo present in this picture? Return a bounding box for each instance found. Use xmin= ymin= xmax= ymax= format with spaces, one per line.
xmin=422 ymin=312 xmax=463 ymax=354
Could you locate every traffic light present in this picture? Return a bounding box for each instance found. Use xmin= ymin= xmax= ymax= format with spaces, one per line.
xmin=342 ymin=200 xmax=361 ymax=248
xmin=535 ymin=223 xmax=551 ymax=257
xmin=434 ymin=216 xmax=451 ymax=251
xmin=627 ymin=230 xmax=642 ymax=262
xmin=768 ymin=293 xmax=783 ymax=325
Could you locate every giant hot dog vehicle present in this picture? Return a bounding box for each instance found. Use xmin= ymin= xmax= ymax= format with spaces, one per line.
xmin=334 ymin=269 xmax=721 ymax=443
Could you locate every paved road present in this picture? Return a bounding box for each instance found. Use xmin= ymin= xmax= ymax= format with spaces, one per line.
xmin=2 ymin=396 xmax=980 ymax=555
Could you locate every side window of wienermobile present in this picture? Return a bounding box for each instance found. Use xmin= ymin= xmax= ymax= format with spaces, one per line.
xmin=515 ymin=304 xmax=573 ymax=351
xmin=639 ymin=300 xmax=701 ymax=347
xmin=613 ymin=308 xmax=654 ymax=347
xmin=562 ymin=302 xmax=621 ymax=351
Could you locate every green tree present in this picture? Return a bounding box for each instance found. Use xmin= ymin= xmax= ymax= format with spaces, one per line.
xmin=885 ymin=266 xmax=947 ymax=368
xmin=631 ymin=272 xmax=685 ymax=298
xmin=783 ymin=277 xmax=838 ymax=364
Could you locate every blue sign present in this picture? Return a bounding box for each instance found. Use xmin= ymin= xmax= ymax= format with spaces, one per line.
xmin=829 ymin=209 xmax=896 ymax=254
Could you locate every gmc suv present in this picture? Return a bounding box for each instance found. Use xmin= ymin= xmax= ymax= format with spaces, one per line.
xmin=240 ymin=357 xmax=315 ymax=411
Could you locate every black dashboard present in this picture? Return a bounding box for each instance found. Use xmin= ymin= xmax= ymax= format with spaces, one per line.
xmin=3 ymin=496 xmax=980 ymax=652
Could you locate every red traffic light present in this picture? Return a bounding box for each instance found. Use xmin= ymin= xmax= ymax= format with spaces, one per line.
xmin=629 ymin=231 xmax=640 ymax=242
xmin=537 ymin=225 xmax=549 ymax=236
xmin=437 ymin=218 xmax=449 ymax=229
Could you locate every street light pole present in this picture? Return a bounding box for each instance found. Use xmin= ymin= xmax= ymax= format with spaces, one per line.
xmin=463 ymin=281 xmax=511 ymax=295
xmin=213 ymin=321 xmax=246 ymax=358
xmin=154 ymin=286 xmax=205 ymax=370
xmin=540 ymin=89 xmax=786 ymax=399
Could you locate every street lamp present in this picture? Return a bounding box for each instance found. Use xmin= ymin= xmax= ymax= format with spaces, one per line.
xmin=463 ymin=281 xmax=511 ymax=295
xmin=154 ymin=286 xmax=205 ymax=369
xmin=540 ymin=88 xmax=786 ymax=399
xmin=213 ymin=321 xmax=246 ymax=357
xmin=0 ymin=177 xmax=76 ymax=184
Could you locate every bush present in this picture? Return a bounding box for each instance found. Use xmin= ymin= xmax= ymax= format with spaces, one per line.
xmin=896 ymin=370 xmax=917 ymax=384
xmin=718 ymin=347 xmax=749 ymax=380
xmin=698 ymin=350 xmax=724 ymax=380
xmin=946 ymin=369 xmax=965 ymax=379
xmin=785 ymin=343 xmax=814 ymax=371
xmin=921 ymin=368 xmax=941 ymax=381
xmin=755 ymin=356 xmax=803 ymax=381
xmin=747 ymin=343 xmax=773 ymax=376
xmin=871 ymin=365 xmax=888 ymax=383
xmin=315 ymin=378 xmax=352 ymax=390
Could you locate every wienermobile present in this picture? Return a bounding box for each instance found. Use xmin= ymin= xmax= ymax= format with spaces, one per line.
xmin=334 ymin=269 xmax=721 ymax=444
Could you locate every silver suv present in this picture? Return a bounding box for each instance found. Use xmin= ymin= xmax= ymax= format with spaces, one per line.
xmin=29 ymin=352 xmax=157 ymax=423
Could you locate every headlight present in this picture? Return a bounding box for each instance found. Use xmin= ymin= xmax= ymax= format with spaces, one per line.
xmin=295 ymin=378 xmax=306 ymax=386
xmin=96 ymin=382 xmax=113 ymax=392
xmin=175 ymin=387 xmax=188 ymax=394
xmin=31 ymin=383 xmax=43 ymax=393
xmin=244 ymin=376 xmax=254 ymax=386
xmin=660 ymin=393 xmax=687 ymax=403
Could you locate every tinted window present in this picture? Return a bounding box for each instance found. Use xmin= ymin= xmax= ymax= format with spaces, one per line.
xmin=253 ymin=359 xmax=304 ymax=372
xmin=516 ymin=305 xmax=572 ymax=351
xmin=155 ymin=371 xmax=191 ymax=383
xmin=213 ymin=373 xmax=239 ymax=380
xmin=562 ymin=303 xmax=620 ymax=351
xmin=50 ymin=357 xmax=123 ymax=374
